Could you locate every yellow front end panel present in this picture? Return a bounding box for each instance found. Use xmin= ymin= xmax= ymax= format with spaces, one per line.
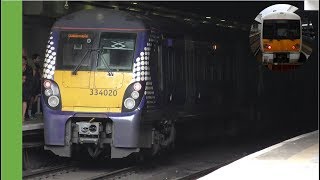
xmin=60 ymin=71 xmax=92 ymax=88
xmin=262 ymin=39 xmax=301 ymax=52
xmin=54 ymin=70 xmax=133 ymax=112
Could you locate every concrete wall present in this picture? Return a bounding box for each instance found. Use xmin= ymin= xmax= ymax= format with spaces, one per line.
xmin=23 ymin=1 xmax=68 ymax=59
xmin=23 ymin=16 xmax=55 ymax=59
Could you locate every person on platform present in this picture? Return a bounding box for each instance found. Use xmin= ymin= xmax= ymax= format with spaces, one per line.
xmin=28 ymin=53 xmax=43 ymax=119
xmin=23 ymin=56 xmax=33 ymax=122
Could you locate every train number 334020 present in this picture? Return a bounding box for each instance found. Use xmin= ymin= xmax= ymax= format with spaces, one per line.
xmin=89 ymin=89 xmax=118 ymax=96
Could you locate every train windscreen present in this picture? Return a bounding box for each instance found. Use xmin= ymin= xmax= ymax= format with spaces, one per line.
xmin=97 ymin=33 xmax=136 ymax=72
xmin=56 ymin=31 xmax=95 ymax=70
xmin=263 ymin=20 xmax=300 ymax=39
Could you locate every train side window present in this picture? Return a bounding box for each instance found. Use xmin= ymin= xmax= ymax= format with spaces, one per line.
xmin=158 ymin=45 xmax=163 ymax=91
xmin=168 ymin=48 xmax=175 ymax=82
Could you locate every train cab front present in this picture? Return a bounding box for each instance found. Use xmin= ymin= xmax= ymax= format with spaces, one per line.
xmin=42 ymin=29 xmax=150 ymax=158
xmin=261 ymin=18 xmax=301 ymax=64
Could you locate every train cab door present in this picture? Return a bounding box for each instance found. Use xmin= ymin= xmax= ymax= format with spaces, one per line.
xmin=90 ymin=32 xmax=136 ymax=108
xmin=57 ymin=31 xmax=97 ymax=109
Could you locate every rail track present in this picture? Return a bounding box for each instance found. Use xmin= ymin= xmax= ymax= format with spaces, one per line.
xmin=84 ymin=166 xmax=138 ymax=180
xmin=23 ymin=164 xmax=75 ymax=180
xmin=21 ymin=128 xmax=293 ymax=180
xmin=23 ymin=164 xmax=138 ymax=180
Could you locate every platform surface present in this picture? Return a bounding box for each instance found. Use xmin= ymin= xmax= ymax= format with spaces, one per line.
xmin=199 ymin=130 xmax=319 ymax=180
xmin=22 ymin=116 xmax=43 ymax=131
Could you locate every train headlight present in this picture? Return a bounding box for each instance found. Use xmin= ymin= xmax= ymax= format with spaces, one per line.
xmin=44 ymin=89 xmax=53 ymax=96
xmin=122 ymin=82 xmax=145 ymax=112
xmin=131 ymin=91 xmax=139 ymax=99
xmin=48 ymin=96 xmax=60 ymax=107
xmin=124 ymin=98 xmax=135 ymax=109
xmin=292 ymin=44 xmax=300 ymax=50
xmin=133 ymin=82 xmax=142 ymax=91
xmin=43 ymin=80 xmax=52 ymax=89
xmin=264 ymin=44 xmax=272 ymax=50
xmin=42 ymin=79 xmax=62 ymax=110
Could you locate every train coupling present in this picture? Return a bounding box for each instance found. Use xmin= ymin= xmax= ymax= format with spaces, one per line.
xmin=76 ymin=122 xmax=101 ymax=144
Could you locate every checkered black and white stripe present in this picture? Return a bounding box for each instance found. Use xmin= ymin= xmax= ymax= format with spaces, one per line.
xmin=133 ymin=30 xmax=160 ymax=106
xmin=42 ymin=32 xmax=56 ymax=80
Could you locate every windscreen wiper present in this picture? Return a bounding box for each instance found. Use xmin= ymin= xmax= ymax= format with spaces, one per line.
xmin=72 ymin=49 xmax=91 ymax=75
xmin=97 ymin=50 xmax=114 ymax=76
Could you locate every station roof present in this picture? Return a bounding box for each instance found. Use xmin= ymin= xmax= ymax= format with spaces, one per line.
xmin=23 ymin=1 xmax=315 ymax=31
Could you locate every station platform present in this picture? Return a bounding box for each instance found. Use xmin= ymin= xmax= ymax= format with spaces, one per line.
xmin=199 ymin=130 xmax=319 ymax=180
xmin=23 ymin=116 xmax=43 ymax=132
xmin=23 ymin=115 xmax=44 ymax=148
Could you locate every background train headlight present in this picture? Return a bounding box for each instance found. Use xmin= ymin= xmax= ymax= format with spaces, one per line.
xmin=131 ymin=91 xmax=139 ymax=99
xmin=292 ymin=44 xmax=300 ymax=50
xmin=264 ymin=44 xmax=272 ymax=50
xmin=48 ymin=96 xmax=60 ymax=107
xmin=44 ymin=89 xmax=53 ymax=96
xmin=124 ymin=98 xmax=135 ymax=109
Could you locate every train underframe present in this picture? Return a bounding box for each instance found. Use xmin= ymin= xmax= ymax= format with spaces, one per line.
xmin=44 ymin=110 xmax=176 ymax=159
xmin=262 ymin=52 xmax=300 ymax=64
